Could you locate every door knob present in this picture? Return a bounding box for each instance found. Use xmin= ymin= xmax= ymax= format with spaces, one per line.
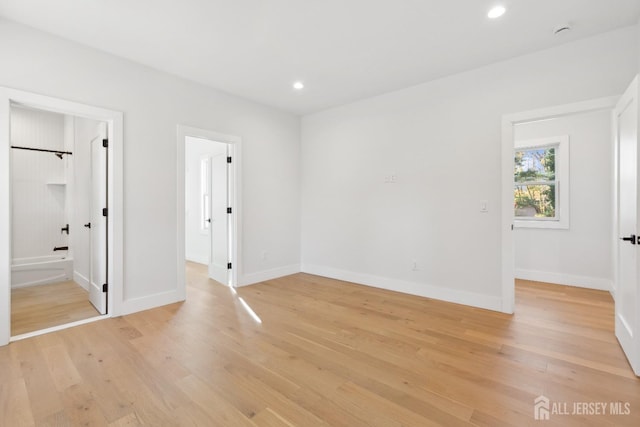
xmin=620 ymin=234 xmax=636 ymax=245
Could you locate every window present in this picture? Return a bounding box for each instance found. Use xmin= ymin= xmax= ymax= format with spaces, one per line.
xmin=514 ymin=136 xmax=569 ymax=229
xmin=514 ymin=145 xmax=556 ymax=218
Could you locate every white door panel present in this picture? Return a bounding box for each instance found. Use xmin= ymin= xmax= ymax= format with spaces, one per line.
xmin=89 ymin=123 xmax=107 ymax=314
xmin=615 ymin=76 xmax=640 ymax=376
xmin=208 ymin=150 xmax=229 ymax=284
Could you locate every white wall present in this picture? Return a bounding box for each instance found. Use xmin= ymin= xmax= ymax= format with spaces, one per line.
xmin=638 ymin=19 xmax=640 ymax=72
xmin=184 ymin=136 xmax=226 ymax=265
xmin=301 ymin=26 xmax=638 ymax=311
xmin=10 ymin=106 xmax=68 ymax=262
xmin=0 ymin=19 xmax=301 ymax=308
xmin=513 ymin=110 xmax=613 ymax=290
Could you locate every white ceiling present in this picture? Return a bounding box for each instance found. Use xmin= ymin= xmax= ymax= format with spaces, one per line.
xmin=1 ymin=0 xmax=639 ymax=115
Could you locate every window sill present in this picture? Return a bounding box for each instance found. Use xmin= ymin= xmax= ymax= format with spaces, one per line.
xmin=514 ymin=219 xmax=569 ymax=230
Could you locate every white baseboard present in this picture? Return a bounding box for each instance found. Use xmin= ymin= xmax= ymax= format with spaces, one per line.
xmin=186 ymin=254 xmax=209 ymax=265
xmin=11 ymin=274 xmax=67 ymax=289
xmin=118 ymin=264 xmax=301 ymax=316
xmin=119 ymin=289 xmax=185 ymax=316
xmin=239 ymin=264 xmax=301 ymax=287
xmin=73 ymin=271 xmax=90 ymax=291
xmin=301 ymin=264 xmax=503 ymax=312
xmin=515 ymin=269 xmax=612 ymax=291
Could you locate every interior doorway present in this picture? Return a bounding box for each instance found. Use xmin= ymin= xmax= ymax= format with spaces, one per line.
xmin=177 ymin=125 xmax=240 ymax=292
xmin=501 ymin=96 xmax=619 ymax=314
xmin=502 ymin=88 xmax=640 ymax=376
xmin=8 ymin=105 xmax=108 ymax=336
xmin=185 ymin=136 xmax=232 ymax=285
xmin=512 ymin=109 xmax=612 ymax=291
xmin=0 ymin=88 xmax=123 ymax=346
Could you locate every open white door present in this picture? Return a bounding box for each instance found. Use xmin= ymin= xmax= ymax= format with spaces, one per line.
xmin=208 ymin=150 xmax=230 ymax=284
xmin=615 ymin=76 xmax=640 ymax=376
xmin=89 ymin=124 xmax=107 ymax=314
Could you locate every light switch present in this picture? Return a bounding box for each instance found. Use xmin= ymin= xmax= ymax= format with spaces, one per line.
xmin=480 ymin=200 xmax=489 ymax=213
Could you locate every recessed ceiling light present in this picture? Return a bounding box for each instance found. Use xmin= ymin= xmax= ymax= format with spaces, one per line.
xmin=293 ymin=81 xmax=305 ymax=90
xmin=488 ymin=6 xmax=506 ymax=19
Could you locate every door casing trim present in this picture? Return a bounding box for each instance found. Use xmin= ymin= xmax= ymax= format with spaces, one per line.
xmin=0 ymin=87 xmax=123 ymax=345
xmin=177 ymin=125 xmax=241 ymax=292
xmin=500 ymin=95 xmax=619 ymax=314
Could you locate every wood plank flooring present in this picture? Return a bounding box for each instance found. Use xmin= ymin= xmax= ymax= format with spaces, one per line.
xmin=11 ymin=281 xmax=100 ymax=336
xmin=1 ymin=264 xmax=639 ymax=426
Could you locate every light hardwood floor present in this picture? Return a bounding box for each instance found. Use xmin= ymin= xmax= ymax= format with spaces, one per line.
xmin=1 ymin=264 xmax=639 ymax=426
xmin=11 ymin=280 xmax=100 ymax=336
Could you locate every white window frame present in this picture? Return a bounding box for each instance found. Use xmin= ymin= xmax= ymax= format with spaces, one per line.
xmin=514 ymin=135 xmax=569 ymax=229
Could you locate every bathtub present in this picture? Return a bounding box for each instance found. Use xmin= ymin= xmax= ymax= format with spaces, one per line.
xmin=11 ymin=255 xmax=73 ymax=288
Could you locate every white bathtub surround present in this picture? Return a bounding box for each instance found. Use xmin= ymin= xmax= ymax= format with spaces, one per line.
xmin=9 ymin=106 xmax=102 ymax=292
xmin=11 ymin=255 xmax=73 ymax=288
xmin=10 ymin=106 xmax=70 ymax=260
xmin=10 ymin=105 xmax=75 ymax=289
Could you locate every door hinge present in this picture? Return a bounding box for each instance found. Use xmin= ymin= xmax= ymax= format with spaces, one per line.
xmin=102 ymin=208 xmax=108 ymax=217
xmin=227 ymin=207 xmax=232 ymax=214
xmin=227 ymin=263 xmax=232 ymax=270
xmin=227 ymin=156 xmax=232 ymax=163
xmin=102 ymin=138 xmax=108 ymax=148
xmin=102 ymin=283 xmax=108 ymax=292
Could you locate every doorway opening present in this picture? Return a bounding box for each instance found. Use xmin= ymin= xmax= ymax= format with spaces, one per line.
xmin=501 ymin=96 xmax=619 ymax=314
xmin=9 ymin=105 xmax=108 ymax=336
xmin=185 ymin=136 xmax=232 ymax=284
xmin=177 ymin=125 xmax=240 ymax=295
xmin=512 ymin=110 xmax=612 ymax=290
xmin=502 ymin=90 xmax=640 ymax=376
xmin=0 ymin=88 xmax=123 ymax=346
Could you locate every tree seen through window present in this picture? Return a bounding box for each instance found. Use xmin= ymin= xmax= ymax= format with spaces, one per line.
xmin=514 ymin=146 xmax=556 ymax=218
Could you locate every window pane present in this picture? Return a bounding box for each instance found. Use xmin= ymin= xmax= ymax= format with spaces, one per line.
xmin=514 ymin=147 xmax=555 ymax=183
xmin=514 ymin=184 xmax=556 ymax=218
